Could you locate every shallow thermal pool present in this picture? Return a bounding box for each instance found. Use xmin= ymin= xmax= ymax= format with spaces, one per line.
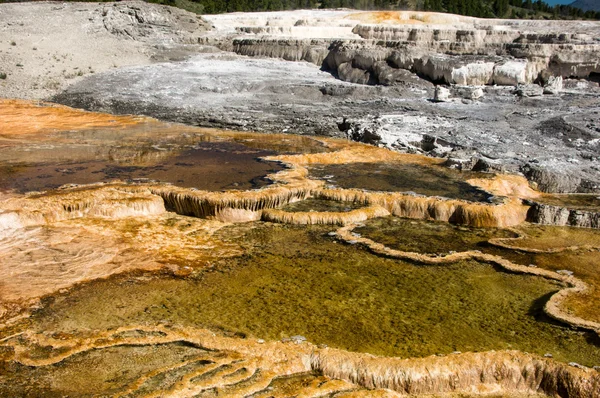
xmin=308 ymin=162 xmax=493 ymax=202
xmin=1 ymin=100 xmax=600 ymax=397
xmin=280 ymin=198 xmax=366 ymax=212
xmin=0 ymin=141 xmax=284 ymax=193
xmin=24 ymin=223 xmax=600 ymax=368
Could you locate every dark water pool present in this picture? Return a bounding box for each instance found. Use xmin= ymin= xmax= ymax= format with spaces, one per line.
xmin=0 ymin=141 xmax=284 ymax=193
xmin=308 ymin=162 xmax=493 ymax=202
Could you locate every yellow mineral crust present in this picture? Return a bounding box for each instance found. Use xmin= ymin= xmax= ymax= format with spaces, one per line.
xmin=346 ymin=11 xmax=477 ymax=25
xmin=467 ymin=174 xmax=542 ymax=199
xmin=2 ymin=325 xmax=598 ymax=397
xmin=0 ymin=98 xmax=147 ymax=135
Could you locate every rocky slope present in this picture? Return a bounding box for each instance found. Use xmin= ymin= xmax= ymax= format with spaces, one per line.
xmin=2 ymin=3 xmax=600 ymax=195
xmin=0 ymin=1 xmax=210 ymax=99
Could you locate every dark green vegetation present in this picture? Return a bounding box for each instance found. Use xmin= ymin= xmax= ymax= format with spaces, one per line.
xmin=0 ymin=0 xmax=596 ymax=19
xmin=423 ymin=0 xmax=600 ymax=18
xmin=26 ymin=223 xmax=600 ymax=366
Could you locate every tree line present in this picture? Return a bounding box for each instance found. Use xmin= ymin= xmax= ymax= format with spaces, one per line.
xmin=2 ymin=0 xmax=597 ymax=19
xmin=154 ymin=0 xmax=600 ymax=19
xmin=422 ymin=0 xmax=600 ymax=19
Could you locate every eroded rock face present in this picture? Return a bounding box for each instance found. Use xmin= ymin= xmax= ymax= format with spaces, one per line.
xmin=526 ymin=201 xmax=600 ymax=228
xmin=208 ymin=12 xmax=600 ymax=88
xmin=231 ymin=38 xmax=330 ymax=64
xmin=101 ymin=1 xmax=211 ymax=43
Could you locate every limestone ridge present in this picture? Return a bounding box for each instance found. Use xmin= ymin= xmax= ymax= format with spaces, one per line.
xmin=208 ymin=11 xmax=600 ymax=86
xmin=4 ymin=325 xmax=599 ymax=397
xmin=526 ymin=200 xmax=600 ymax=228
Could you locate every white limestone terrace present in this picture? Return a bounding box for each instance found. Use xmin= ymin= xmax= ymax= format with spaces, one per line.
xmin=201 ymin=9 xmax=600 ymax=89
xmin=203 ymin=9 xmax=364 ymax=39
xmin=203 ymin=9 xmax=600 ymax=41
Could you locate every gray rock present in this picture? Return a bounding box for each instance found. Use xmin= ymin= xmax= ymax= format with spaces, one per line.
xmin=521 ymin=165 xmax=584 ymax=193
xmin=525 ymin=201 xmax=600 ymax=229
xmin=453 ymin=86 xmax=484 ymax=100
xmin=433 ymin=86 xmax=451 ymax=102
xmin=101 ymin=1 xmax=210 ymax=43
xmin=337 ymin=62 xmax=371 ymax=85
xmin=557 ymin=270 xmax=574 ymax=276
xmin=290 ymin=335 xmax=307 ymax=343
xmin=569 ymin=362 xmax=585 ymax=369
xmin=515 ymin=84 xmax=544 ymax=97
xmin=544 ymin=76 xmax=563 ymax=95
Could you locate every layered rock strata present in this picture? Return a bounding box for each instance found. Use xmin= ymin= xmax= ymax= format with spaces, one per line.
xmin=205 ymin=10 xmax=600 ymax=86
xmin=526 ymin=200 xmax=600 ymax=228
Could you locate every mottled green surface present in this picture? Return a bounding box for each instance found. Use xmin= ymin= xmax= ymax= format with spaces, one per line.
xmin=355 ymin=217 xmax=517 ymax=254
xmin=0 ymin=342 xmax=206 ymax=397
xmin=308 ymin=162 xmax=492 ymax=202
xmin=28 ymin=223 xmax=600 ymax=367
xmin=280 ymin=198 xmax=366 ymax=212
xmin=534 ymin=194 xmax=600 ymax=211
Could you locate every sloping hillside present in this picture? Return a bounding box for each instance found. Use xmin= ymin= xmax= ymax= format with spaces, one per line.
xmin=570 ymin=0 xmax=600 ymax=11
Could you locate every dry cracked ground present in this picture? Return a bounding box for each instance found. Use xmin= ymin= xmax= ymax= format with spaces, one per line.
xmin=1 ymin=2 xmax=600 ymax=397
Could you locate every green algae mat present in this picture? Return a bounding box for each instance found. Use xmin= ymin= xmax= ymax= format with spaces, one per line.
xmin=27 ymin=223 xmax=600 ymax=367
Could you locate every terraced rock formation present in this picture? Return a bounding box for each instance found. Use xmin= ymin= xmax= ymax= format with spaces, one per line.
xmin=2 ymin=5 xmax=600 ymax=396
xmin=27 ymin=5 xmax=597 ymax=194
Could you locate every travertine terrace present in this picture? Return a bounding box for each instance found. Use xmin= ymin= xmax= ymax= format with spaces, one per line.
xmin=2 ymin=99 xmax=600 ymax=396
xmin=2 ymin=3 xmax=600 ymax=397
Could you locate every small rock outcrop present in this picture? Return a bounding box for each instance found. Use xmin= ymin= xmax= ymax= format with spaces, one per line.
xmin=515 ymin=84 xmax=544 ymax=97
xmin=101 ymin=1 xmax=211 ymax=43
xmin=543 ymin=75 xmax=563 ymax=95
xmin=526 ymin=201 xmax=600 ymax=228
xmin=433 ymin=86 xmax=451 ymax=102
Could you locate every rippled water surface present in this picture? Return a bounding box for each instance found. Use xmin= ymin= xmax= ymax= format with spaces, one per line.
xmin=28 ymin=224 xmax=600 ymax=366
xmin=0 ymin=141 xmax=284 ymax=193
